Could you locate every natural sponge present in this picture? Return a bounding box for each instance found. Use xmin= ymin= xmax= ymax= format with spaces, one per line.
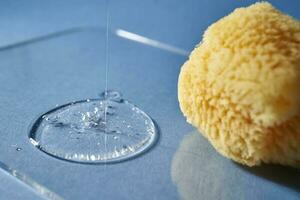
xmin=178 ymin=2 xmax=300 ymax=167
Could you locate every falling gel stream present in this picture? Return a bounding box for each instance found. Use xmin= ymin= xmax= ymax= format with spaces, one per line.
xmin=29 ymin=1 xmax=158 ymax=164
xmin=104 ymin=0 xmax=111 ymax=165
xmin=29 ymin=91 xmax=157 ymax=163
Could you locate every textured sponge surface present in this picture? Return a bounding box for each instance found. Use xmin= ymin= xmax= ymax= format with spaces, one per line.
xmin=178 ymin=2 xmax=300 ymax=167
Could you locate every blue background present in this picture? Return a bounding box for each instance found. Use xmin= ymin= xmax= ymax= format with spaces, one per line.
xmin=0 ymin=0 xmax=299 ymax=199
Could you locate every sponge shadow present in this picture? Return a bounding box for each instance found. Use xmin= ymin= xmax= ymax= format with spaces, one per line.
xmin=235 ymin=163 xmax=300 ymax=193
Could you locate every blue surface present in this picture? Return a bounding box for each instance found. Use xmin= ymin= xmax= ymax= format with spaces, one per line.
xmin=0 ymin=171 xmax=43 ymax=200
xmin=0 ymin=0 xmax=299 ymax=200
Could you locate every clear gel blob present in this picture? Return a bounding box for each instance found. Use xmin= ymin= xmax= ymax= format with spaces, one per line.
xmin=29 ymin=91 xmax=157 ymax=164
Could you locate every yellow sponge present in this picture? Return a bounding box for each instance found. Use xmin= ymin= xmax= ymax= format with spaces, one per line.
xmin=178 ymin=2 xmax=300 ymax=167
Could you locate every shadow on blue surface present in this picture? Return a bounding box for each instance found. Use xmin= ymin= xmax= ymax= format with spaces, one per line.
xmin=172 ymin=131 xmax=300 ymax=200
xmin=236 ymin=163 xmax=300 ymax=194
